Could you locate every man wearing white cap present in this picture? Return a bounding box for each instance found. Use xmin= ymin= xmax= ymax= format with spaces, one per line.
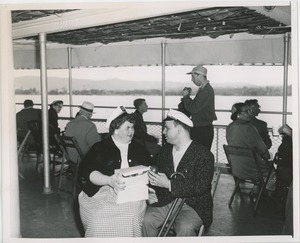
xmin=181 ymin=65 xmax=217 ymax=150
xmin=142 ymin=109 xmax=214 ymax=237
xmin=65 ymin=101 xmax=100 ymax=163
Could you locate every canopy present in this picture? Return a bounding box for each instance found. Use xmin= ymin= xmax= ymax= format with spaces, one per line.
xmin=11 ymin=3 xmax=292 ymax=69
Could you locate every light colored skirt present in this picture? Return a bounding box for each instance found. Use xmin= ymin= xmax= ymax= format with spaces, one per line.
xmin=78 ymin=186 xmax=146 ymax=238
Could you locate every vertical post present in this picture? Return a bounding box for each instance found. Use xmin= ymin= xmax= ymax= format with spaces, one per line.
xmin=0 ymin=5 xmax=21 ymax=238
xmin=161 ymin=41 xmax=166 ymax=144
xmin=68 ymin=46 xmax=73 ymax=118
xmin=282 ymin=33 xmax=290 ymax=125
xmin=39 ymin=33 xmax=52 ymax=194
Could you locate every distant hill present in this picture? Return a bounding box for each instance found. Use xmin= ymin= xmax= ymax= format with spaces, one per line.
xmin=14 ymin=76 xmax=257 ymax=92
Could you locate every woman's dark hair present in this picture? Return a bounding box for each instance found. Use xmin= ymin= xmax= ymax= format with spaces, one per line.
xmin=230 ymin=102 xmax=247 ymax=121
xmin=109 ymin=112 xmax=136 ymax=135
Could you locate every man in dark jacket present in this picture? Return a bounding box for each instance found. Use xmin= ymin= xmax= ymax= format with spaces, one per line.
xmin=48 ymin=100 xmax=63 ymax=135
xmin=142 ymin=109 xmax=214 ymax=236
xmin=133 ymin=98 xmax=161 ymax=156
xmin=181 ymin=65 xmax=217 ymax=150
xmin=16 ymin=99 xmax=41 ymax=144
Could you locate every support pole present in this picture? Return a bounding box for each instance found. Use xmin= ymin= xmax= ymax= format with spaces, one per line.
xmin=282 ymin=33 xmax=290 ymax=125
xmin=161 ymin=41 xmax=167 ymax=143
xmin=0 ymin=5 xmax=21 ymax=238
xmin=68 ymin=46 xmax=73 ymax=118
xmin=39 ymin=33 xmax=52 ymax=194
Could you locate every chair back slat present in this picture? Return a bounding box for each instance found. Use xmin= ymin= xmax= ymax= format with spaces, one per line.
xmin=54 ymin=134 xmax=84 ymax=164
xmin=223 ymin=145 xmax=263 ymax=180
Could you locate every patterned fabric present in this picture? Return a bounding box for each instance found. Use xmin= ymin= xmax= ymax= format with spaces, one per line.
xmin=150 ymin=141 xmax=214 ymax=229
xmin=79 ymin=186 xmax=146 ymax=237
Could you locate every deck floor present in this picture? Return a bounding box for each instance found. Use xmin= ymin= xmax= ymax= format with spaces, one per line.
xmin=18 ymin=152 xmax=290 ymax=239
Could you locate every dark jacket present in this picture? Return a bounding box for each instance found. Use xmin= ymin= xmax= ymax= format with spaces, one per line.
xmin=181 ymin=83 xmax=217 ymax=127
xmin=250 ymin=117 xmax=272 ymax=149
xmin=150 ymin=141 xmax=214 ymax=228
xmin=81 ymin=136 xmax=153 ymax=197
xmin=48 ymin=106 xmax=60 ymax=134
xmin=133 ymin=110 xmax=157 ymax=143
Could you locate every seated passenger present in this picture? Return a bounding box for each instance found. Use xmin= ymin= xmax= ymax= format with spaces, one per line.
xmin=226 ymin=102 xmax=273 ymax=197
xmin=142 ymin=109 xmax=214 ymax=237
xmin=133 ymin=98 xmax=161 ymax=156
xmin=245 ymin=99 xmax=272 ymax=149
xmin=226 ymin=102 xmax=271 ymax=170
xmin=78 ymin=106 xmax=153 ymax=237
xmin=16 ymin=99 xmax=41 ymax=145
xmin=48 ymin=100 xmax=63 ymax=135
xmin=65 ymin=101 xmax=100 ymax=162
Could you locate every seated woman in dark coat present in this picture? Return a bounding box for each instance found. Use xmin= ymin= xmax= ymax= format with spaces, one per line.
xmin=78 ymin=106 xmax=153 ymax=238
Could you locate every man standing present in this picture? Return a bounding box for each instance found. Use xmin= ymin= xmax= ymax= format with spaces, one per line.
xmin=245 ymin=99 xmax=272 ymax=149
xmin=16 ymin=99 xmax=41 ymax=144
xmin=48 ymin=100 xmax=63 ymax=135
xmin=181 ymin=65 xmax=217 ymax=150
xmin=133 ymin=98 xmax=161 ymax=156
xmin=142 ymin=109 xmax=214 ymax=237
xmin=65 ymin=101 xmax=100 ymax=162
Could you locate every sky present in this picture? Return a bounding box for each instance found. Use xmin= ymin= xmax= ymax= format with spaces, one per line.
xmin=14 ymin=65 xmax=289 ymax=87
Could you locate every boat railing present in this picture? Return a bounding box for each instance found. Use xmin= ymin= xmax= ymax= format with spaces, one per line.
xmin=16 ymin=102 xmax=288 ymax=167
xmin=58 ymin=117 xmax=284 ymax=168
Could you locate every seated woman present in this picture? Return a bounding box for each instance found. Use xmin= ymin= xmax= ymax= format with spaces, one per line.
xmin=226 ymin=102 xmax=271 ymax=166
xmin=78 ymin=106 xmax=153 ymax=237
xmin=226 ymin=102 xmax=272 ymax=197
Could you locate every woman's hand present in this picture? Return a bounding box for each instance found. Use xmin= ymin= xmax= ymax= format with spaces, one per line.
xmin=109 ymin=174 xmax=126 ymax=193
xmin=149 ymin=171 xmax=170 ymax=189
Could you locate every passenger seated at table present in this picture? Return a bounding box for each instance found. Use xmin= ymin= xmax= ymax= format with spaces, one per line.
xmin=142 ymin=109 xmax=214 ymax=237
xmin=78 ymin=106 xmax=153 ymax=237
xmin=65 ymin=101 xmax=100 ymax=162
xmin=245 ymin=99 xmax=272 ymax=149
xmin=226 ymin=102 xmax=273 ymax=196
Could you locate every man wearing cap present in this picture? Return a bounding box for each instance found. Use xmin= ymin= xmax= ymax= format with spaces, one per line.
xmin=181 ymin=65 xmax=217 ymax=150
xmin=142 ymin=109 xmax=214 ymax=237
xmin=65 ymin=101 xmax=100 ymax=162
xmin=48 ymin=100 xmax=63 ymax=135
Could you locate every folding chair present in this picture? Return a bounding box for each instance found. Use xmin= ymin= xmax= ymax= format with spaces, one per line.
xmin=223 ymin=144 xmax=274 ymax=216
xmin=27 ymin=120 xmax=61 ymax=172
xmin=157 ymin=172 xmax=205 ymax=237
xmin=54 ymin=134 xmax=85 ymax=198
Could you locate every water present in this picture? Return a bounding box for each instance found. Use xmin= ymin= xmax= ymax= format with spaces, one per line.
xmin=15 ymin=94 xmax=293 ymax=129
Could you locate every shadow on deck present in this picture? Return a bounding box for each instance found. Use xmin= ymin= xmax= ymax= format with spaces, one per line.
xmin=18 ymin=153 xmax=288 ymax=239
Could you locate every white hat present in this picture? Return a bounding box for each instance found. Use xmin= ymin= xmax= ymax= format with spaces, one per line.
xmin=106 ymin=106 xmax=127 ymax=128
xmin=164 ymin=109 xmax=193 ymax=127
xmin=79 ymin=101 xmax=95 ymax=113
xmin=187 ymin=65 xmax=207 ymax=76
xmin=51 ymin=100 xmax=63 ymax=106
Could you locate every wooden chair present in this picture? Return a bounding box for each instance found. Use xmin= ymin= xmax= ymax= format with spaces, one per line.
xmin=223 ymin=144 xmax=274 ymax=216
xmin=54 ymin=134 xmax=85 ymax=198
